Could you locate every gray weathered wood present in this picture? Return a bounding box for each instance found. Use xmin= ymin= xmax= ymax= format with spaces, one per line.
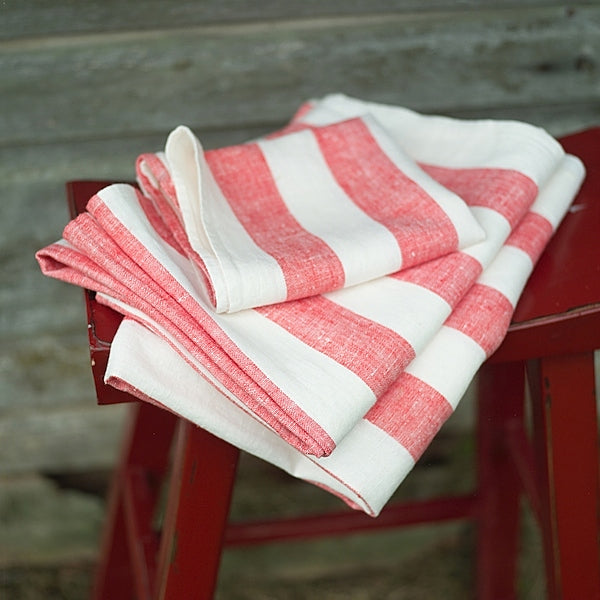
xmin=0 ymin=474 xmax=103 ymax=566
xmin=1 ymin=0 xmax=568 ymax=41
xmin=0 ymin=405 xmax=127 ymax=475
xmin=2 ymin=6 xmax=598 ymax=147
xmin=0 ymin=332 xmax=93 ymax=411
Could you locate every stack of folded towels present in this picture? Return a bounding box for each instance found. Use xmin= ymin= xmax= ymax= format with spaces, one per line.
xmin=37 ymin=94 xmax=585 ymax=516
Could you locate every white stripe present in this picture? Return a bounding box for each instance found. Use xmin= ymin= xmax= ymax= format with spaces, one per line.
xmin=326 ymin=277 xmax=451 ymax=353
xmin=107 ymin=319 xmax=373 ymax=513
xmin=405 ymin=326 xmax=486 ymax=409
xmin=109 ymin=320 xmax=415 ymax=516
xmin=362 ymin=115 xmax=485 ymax=249
xmin=166 ymin=126 xmax=288 ymax=312
xmin=308 ymin=94 xmax=565 ymax=186
xmin=96 ymin=190 xmax=378 ymax=441
xmin=477 ymin=245 xmax=533 ymax=307
xmin=530 ymin=154 xmax=586 ymax=228
xmin=103 ymin=272 xmax=378 ymax=450
xmin=462 ymin=206 xmax=511 ymax=269
xmin=97 ymin=184 xmax=205 ymax=292
xmin=317 ymin=419 xmax=415 ymax=516
xmin=214 ymin=308 xmax=377 ymax=442
xmin=258 ymin=130 xmax=403 ymax=287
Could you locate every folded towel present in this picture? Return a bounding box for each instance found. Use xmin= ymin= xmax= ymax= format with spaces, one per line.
xmin=103 ymin=153 xmax=584 ymax=515
xmin=36 ymin=96 xmax=583 ymax=514
xmin=295 ymin=94 xmax=564 ymax=187
xmin=35 ymin=159 xmax=550 ymax=459
xmin=137 ymin=114 xmax=486 ymax=313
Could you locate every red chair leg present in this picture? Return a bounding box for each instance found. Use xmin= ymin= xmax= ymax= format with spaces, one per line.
xmin=155 ymin=421 xmax=240 ymax=600
xmin=92 ymin=402 xmax=178 ymax=600
xmin=527 ymin=352 xmax=600 ymax=600
xmin=476 ymin=361 xmax=525 ymax=600
xmin=92 ymin=485 xmax=135 ymax=599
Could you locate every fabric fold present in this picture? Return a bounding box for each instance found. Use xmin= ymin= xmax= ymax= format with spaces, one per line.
xmin=37 ymin=150 xmax=551 ymax=459
xmin=140 ymin=115 xmax=487 ymax=313
xmin=104 ymin=153 xmax=585 ymax=515
xmin=36 ymin=96 xmax=584 ymax=514
xmin=295 ymin=94 xmax=565 ymax=186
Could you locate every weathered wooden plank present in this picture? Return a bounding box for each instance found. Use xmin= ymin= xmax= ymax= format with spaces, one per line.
xmin=1 ymin=0 xmax=566 ymax=41
xmin=1 ymin=6 xmax=598 ymax=147
xmin=0 ymin=475 xmax=103 ymax=567
xmin=0 ymin=404 xmax=127 ymax=474
xmin=0 ymin=332 xmax=94 ymax=411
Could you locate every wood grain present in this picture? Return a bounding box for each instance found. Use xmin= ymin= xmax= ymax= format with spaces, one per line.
xmin=1 ymin=0 xmax=565 ymax=40
xmin=2 ymin=6 xmax=598 ymax=146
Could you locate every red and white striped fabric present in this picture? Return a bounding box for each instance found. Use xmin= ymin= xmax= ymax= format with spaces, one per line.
xmin=138 ymin=115 xmax=486 ymax=313
xmin=103 ymin=152 xmax=584 ymax=515
xmin=36 ymin=97 xmax=584 ymax=514
xmin=293 ymin=94 xmax=563 ymax=185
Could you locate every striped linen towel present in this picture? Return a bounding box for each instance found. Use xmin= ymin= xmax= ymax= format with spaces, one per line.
xmin=104 ymin=152 xmax=584 ymax=516
xmin=136 ymin=113 xmax=485 ymax=314
xmin=36 ymin=98 xmax=584 ymax=513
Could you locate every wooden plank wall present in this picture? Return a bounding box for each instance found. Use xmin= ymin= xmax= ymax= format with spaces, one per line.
xmin=1 ymin=1 xmax=598 ymax=475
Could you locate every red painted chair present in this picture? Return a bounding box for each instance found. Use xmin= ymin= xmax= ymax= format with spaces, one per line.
xmin=67 ymin=127 xmax=600 ymax=600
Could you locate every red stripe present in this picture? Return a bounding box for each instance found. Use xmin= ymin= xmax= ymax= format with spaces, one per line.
xmin=133 ymin=188 xmax=184 ymax=254
xmin=422 ymin=164 xmax=538 ymax=228
xmin=36 ymin=241 xmax=125 ymax=299
xmin=291 ymin=101 xmax=316 ymax=121
xmin=136 ymin=155 xmax=188 ymax=251
xmin=274 ymin=122 xmax=538 ymax=233
xmin=365 ymin=372 xmax=453 ymax=460
xmin=86 ymin=195 xmax=336 ymax=457
xmin=205 ymin=143 xmax=346 ymax=301
xmin=445 ymin=283 xmax=513 ymax=356
xmin=506 ymin=212 xmax=553 ymax=263
xmin=392 ymin=252 xmax=482 ymax=308
xmin=312 ymin=118 xmax=459 ymax=268
xmin=265 ymin=103 xmax=315 ymax=139
xmin=265 ymin=121 xmax=312 ymax=140
xmin=137 ymin=153 xmax=180 ymax=209
xmin=257 ymin=295 xmax=416 ymax=398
